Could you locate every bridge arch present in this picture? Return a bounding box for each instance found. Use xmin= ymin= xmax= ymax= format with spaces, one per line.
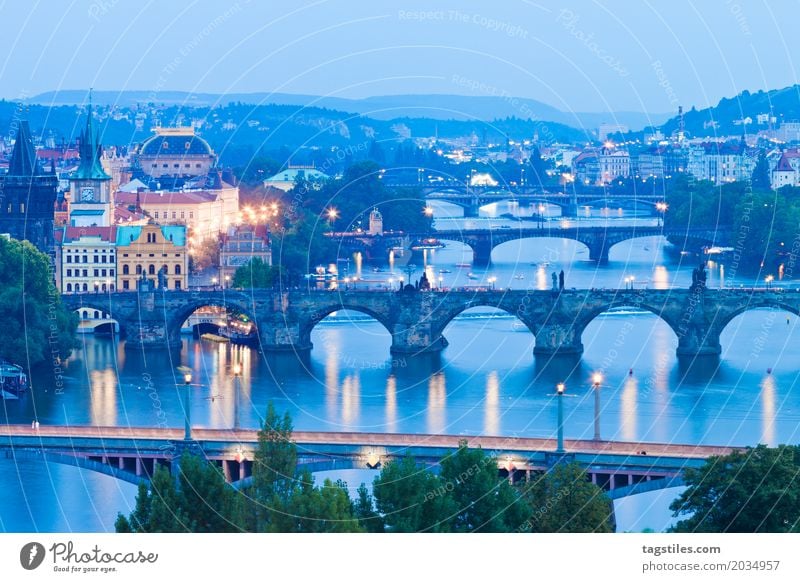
xmin=713 ymin=300 xmax=800 ymax=338
xmin=573 ymin=301 xmax=681 ymax=347
xmin=300 ymin=303 xmax=395 ymax=347
xmin=430 ymin=297 xmax=537 ymax=340
xmin=166 ymin=296 xmax=259 ymax=343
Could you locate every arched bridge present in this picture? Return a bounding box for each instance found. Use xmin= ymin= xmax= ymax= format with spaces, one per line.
xmin=330 ymin=225 xmax=729 ymax=264
xmin=62 ymin=287 xmax=800 ymax=359
xmin=0 ymin=424 xmax=739 ymax=500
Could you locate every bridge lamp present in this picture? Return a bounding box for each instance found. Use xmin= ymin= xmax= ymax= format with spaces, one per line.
xmin=94 ymin=281 xmax=100 ymax=293
xmin=232 ymin=363 xmax=242 ymax=430
xmin=224 ymin=275 xmax=231 ymax=288
xmin=327 ymin=208 xmax=338 ymax=225
xmin=183 ymin=372 xmax=193 ymax=440
xmin=555 ymin=383 xmax=566 ymax=454
xmin=488 ymin=276 xmax=497 ymax=290
xmin=766 ymin=275 xmax=774 ymax=288
xmin=423 ymin=206 xmax=434 ymax=217
xmin=592 ymin=373 xmax=603 ymax=441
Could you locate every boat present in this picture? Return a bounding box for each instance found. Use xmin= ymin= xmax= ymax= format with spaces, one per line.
xmin=455 ymin=263 xmax=471 ymax=268
xmin=467 ymin=273 xmax=479 ymax=280
xmin=513 ymin=274 xmax=525 ymax=280
xmin=410 ymin=237 xmax=446 ymax=251
xmin=218 ymin=312 xmax=259 ymax=346
xmin=0 ymin=361 xmax=28 ymax=395
xmin=438 ymin=269 xmax=452 ymax=274
xmin=201 ymin=333 xmax=230 ymax=344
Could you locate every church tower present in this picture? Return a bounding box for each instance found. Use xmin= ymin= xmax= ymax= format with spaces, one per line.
xmin=69 ymin=93 xmax=112 ymax=226
xmin=0 ymin=118 xmax=57 ymax=253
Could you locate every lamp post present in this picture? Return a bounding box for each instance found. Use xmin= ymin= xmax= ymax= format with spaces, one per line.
xmin=327 ymin=208 xmax=338 ymax=228
xmin=488 ymin=276 xmax=497 ymax=290
xmin=766 ymin=275 xmax=774 ymax=289
xmin=224 ymin=275 xmax=231 ymax=289
xmin=592 ymin=372 xmax=602 ymax=441
xmin=183 ymin=372 xmax=193 ymax=440
xmin=211 ymin=276 xmax=218 ymax=290
xmin=94 ymin=281 xmax=99 ymax=294
xmin=656 ymin=201 xmax=667 ymax=226
xmin=233 ymin=362 xmax=241 ymax=431
xmin=556 ymin=382 xmax=566 ymax=453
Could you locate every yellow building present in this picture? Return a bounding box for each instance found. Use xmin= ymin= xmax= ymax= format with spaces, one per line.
xmin=115 ymin=223 xmax=188 ymax=291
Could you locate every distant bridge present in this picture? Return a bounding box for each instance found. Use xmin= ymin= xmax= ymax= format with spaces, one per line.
xmin=330 ymin=225 xmax=729 ymax=264
xmin=62 ymin=287 xmax=796 ymax=359
xmin=0 ymin=424 xmax=739 ymax=499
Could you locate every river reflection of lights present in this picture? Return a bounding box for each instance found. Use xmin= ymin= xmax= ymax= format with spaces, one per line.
xmin=619 ymin=376 xmax=638 ymax=441
xmin=761 ymin=375 xmax=777 ymax=446
xmin=385 ymin=375 xmax=397 ymax=432
xmin=341 ymin=373 xmax=361 ymax=426
xmin=484 ymin=371 xmax=500 ymax=435
xmin=89 ymin=369 xmax=118 ymax=425
xmin=427 ymin=372 xmax=447 ymax=434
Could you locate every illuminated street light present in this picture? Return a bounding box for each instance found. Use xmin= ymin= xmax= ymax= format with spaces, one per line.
xmin=592 ymin=373 xmax=603 ymax=441
xmin=556 ymin=382 xmax=566 ymax=453
xmin=487 ymin=275 xmax=497 ymax=290
xmin=423 ymin=206 xmax=434 ymax=217
xmin=183 ymin=372 xmax=193 ymax=440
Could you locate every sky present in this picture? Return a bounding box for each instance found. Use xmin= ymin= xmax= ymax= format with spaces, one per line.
xmin=0 ymin=0 xmax=797 ymax=114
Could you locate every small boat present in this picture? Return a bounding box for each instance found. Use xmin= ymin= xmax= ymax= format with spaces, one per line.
xmin=201 ymin=333 xmax=230 ymax=344
xmin=438 ymin=269 xmax=452 ymax=274
xmin=514 ymin=274 xmax=525 ymax=280
xmin=467 ymin=273 xmax=479 ymax=280
xmin=0 ymin=361 xmax=28 ymax=394
xmin=455 ymin=263 xmax=471 ymax=268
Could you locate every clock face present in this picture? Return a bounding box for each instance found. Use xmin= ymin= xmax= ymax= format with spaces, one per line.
xmin=81 ymin=187 xmax=94 ymax=201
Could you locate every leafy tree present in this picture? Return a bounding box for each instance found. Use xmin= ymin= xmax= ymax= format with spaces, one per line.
xmin=521 ymin=463 xmax=614 ymax=533
xmin=188 ymin=235 xmax=220 ymax=273
xmin=670 ymin=445 xmax=800 ymax=532
xmin=751 ymin=150 xmax=772 ymax=190
xmin=438 ymin=442 xmax=529 ymax=532
xmin=115 ymin=453 xmax=241 ymax=532
xmin=0 ymin=237 xmax=76 ymax=368
xmin=232 ymin=257 xmax=284 ymax=288
xmin=353 ymin=483 xmax=384 ymax=532
xmin=268 ymin=475 xmax=362 ymax=533
xmin=373 ymin=455 xmax=456 ymax=532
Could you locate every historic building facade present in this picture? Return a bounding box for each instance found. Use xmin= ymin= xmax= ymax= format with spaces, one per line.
xmin=115 ymin=223 xmax=188 ymax=291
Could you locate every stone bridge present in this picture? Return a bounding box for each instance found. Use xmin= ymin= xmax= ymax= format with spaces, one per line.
xmin=62 ymin=287 xmax=800 ymax=358
xmin=0 ymin=425 xmax=740 ymax=499
xmin=330 ymin=225 xmax=728 ymax=264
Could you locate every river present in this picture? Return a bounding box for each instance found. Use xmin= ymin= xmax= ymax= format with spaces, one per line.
xmin=2 ymin=210 xmax=797 ymax=532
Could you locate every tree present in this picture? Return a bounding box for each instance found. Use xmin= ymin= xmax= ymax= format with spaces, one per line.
xmin=115 ymin=453 xmax=241 ymax=533
xmin=353 ymin=483 xmax=384 ymax=532
xmin=373 ymin=455 xmax=456 ymax=532
xmin=0 ymin=237 xmax=76 ymax=368
xmin=520 ymin=463 xmax=614 ymax=533
xmin=268 ymin=475 xmax=362 ymax=533
xmin=188 ymin=236 xmax=220 ymax=273
xmin=232 ymin=257 xmax=283 ymax=288
xmin=670 ymin=445 xmax=800 ymax=532
xmin=751 ymin=150 xmax=772 ymax=190
xmin=438 ymin=442 xmax=529 ymax=532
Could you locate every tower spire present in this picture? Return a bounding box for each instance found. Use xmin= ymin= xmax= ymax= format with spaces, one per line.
xmin=73 ymin=88 xmax=110 ymax=181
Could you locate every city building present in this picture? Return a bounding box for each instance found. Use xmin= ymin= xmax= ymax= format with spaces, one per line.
xmin=55 ymin=226 xmax=117 ymax=294
xmin=0 ymin=120 xmax=58 ymax=254
xmin=136 ymin=127 xmax=215 ymax=179
xmin=572 ymin=145 xmax=630 ymax=185
xmin=68 ymin=99 xmax=113 ymax=227
xmin=219 ymin=223 xmax=271 ymax=281
xmin=771 ymin=150 xmax=800 ymax=188
xmin=115 ymin=223 xmax=187 ymax=291
xmin=263 ymin=164 xmax=329 ymax=191
xmin=368 ymin=207 xmax=383 ymax=235
xmin=687 ymin=141 xmax=755 ymax=183
xmin=636 ymin=145 xmax=688 ymax=178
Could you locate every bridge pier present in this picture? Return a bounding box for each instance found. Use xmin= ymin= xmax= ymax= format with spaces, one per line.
xmin=587 ymin=240 xmax=610 ymax=263
xmin=125 ymin=320 xmax=182 ymax=350
xmin=533 ymin=322 xmax=584 ymax=357
xmin=471 ymin=241 xmax=493 ymax=266
xmin=390 ymin=322 xmax=449 ymax=355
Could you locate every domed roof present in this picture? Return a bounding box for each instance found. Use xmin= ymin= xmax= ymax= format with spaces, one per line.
xmin=139 ymin=128 xmax=213 ymax=157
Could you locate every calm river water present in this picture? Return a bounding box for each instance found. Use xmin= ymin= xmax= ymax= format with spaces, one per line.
xmin=2 ymin=210 xmax=798 ymax=532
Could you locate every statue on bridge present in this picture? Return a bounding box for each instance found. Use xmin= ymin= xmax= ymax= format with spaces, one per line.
xmin=551 ymin=272 xmax=558 ymax=291
xmin=559 ymin=270 xmax=565 ymax=291
xmin=691 ymin=262 xmax=707 ymax=292
xmin=157 ymin=266 xmax=168 ymax=290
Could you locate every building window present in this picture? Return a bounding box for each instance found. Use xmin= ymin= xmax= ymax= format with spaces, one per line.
xmin=20 ymin=203 xmax=25 ymax=213
xmin=189 ymin=212 xmax=193 ymax=219
xmin=172 ymin=212 xmax=176 ymax=219
xmin=82 ymin=256 xmax=88 ymax=263
xmin=175 ymin=264 xmax=181 ymax=275
xmin=101 ymin=269 xmax=107 ymax=277
xmin=82 ymin=269 xmax=88 ymax=277
xmin=148 ymin=264 xmax=155 ymax=275
xmin=66 ymin=269 xmax=72 ymax=277
xmin=123 ymin=280 xmax=129 ymax=290
xmin=101 ymin=284 xmax=107 ymax=292
xmin=94 ymin=255 xmax=99 ymax=263
xmin=101 ymin=255 xmax=106 ymax=263
xmin=180 ymin=211 xmax=184 ymax=219
xmin=110 ymin=269 xmax=114 ymax=276
xmin=136 ymin=265 xmax=142 ymax=275
xmin=175 ymin=280 xmax=181 ymax=290
xmin=66 ymin=283 xmax=72 ymax=292
xmin=154 ymin=211 xmax=159 ymax=219
xmin=66 ymin=255 xmax=72 ymax=263
xmin=94 ymin=269 xmax=99 ymax=277
xmin=82 ymin=283 xmax=88 ymax=292
xmin=123 ymin=265 xmax=129 ymax=275
xmin=110 ymin=284 xmax=115 ymax=291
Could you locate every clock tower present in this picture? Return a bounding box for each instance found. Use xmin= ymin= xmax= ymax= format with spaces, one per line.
xmin=69 ymin=93 xmax=112 ymax=227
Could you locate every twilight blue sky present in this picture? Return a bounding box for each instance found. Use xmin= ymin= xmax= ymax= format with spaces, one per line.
xmin=0 ymin=0 xmax=796 ymax=113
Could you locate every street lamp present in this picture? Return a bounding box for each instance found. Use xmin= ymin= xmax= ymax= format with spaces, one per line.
xmin=592 ymin=372 xmax=603 ymax=441
xmin=224 ymin=275 xmax=231 ymax=289
xmin=556 ymin=382 xmax=566 ymax=454
xmin=438 ymin=275 xmax=444 ymax=290
xmin=94 ymin=281 xmax=100 ymax=294
xmin=183 ymin=372 xmax=193 ymax=440
xmin=327 ymin=207 xmax=338 ymax=227
xmin=211 ymin=276 xmax=218 ymax=290
xmin=766 ymin=275 xmax=774 ymax=289
xmin=423 ymin=206 xmax=434 ymax=218
xmin=233 ymin=362 xmax=242 ymax=431
xmin=488 ymin=275 xmax=497 ymax=290
xmin=538 ymin=203 xmax=546 ymax=229
xmin=656 ymin=201 xmax=668 ymax=226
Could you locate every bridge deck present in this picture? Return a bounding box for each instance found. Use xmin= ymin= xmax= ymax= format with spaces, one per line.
xmin=0 ymin=425 xmax=738 ymax=459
